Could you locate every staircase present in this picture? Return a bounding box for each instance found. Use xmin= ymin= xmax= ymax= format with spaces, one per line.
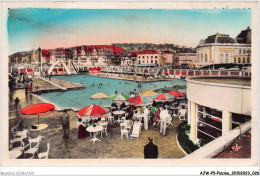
xmin=47 ymin=59 xmax=77 ymax=75
xmin=70 ymin=61 xmax=79 ymax=74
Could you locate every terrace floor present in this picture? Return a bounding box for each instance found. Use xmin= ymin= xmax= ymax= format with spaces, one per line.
xmin=9 ymin=89 xmax=186 ymax=159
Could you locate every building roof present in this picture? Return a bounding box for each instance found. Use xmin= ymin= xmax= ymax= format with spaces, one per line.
xmin=236 ymin=27 xmax=251 ymax=44
xmin=55 ymin=48 xmax=72 ymax=55
xmin=135 ymin=49 xmax=158 ymax=55
xmin=83 ymin=45 xmax=123 ymax=55
xmin=201 ymin=33 xmax=237 ymax=44
xmin=42 ymin=49 xmax=54 ymax=58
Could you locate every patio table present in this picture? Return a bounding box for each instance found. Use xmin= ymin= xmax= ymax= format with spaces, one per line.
xmin=86 ymin=125 xmax=103 ymax=144
xmin=113 ymin=110 xmax=125 ymax=122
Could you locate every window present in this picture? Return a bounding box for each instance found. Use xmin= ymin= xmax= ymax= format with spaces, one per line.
xmin=234 ymin=58 xmax=236 ymax=63
xmin=155 ymin=56 xmax=157 ymax=59
xmin=147 ymin=60 xmax=148 ymax=63
xmin=142 ymin=56 xmax=144 ymax=59
xmin=151 ymin=60 xmax=153 ymax=63
xmin=205 ymin=54 xmax=208 ymax=63
xmin=225 ymin=54 xmax=229 ymax=63
xmin=155 ymin=60 xmax=157 ymax=64
xmin=151 ymin=56 xmax=153 ymax=59
xmin=138 ymin=60 xmax=140 ymax=64
xmin=147 ymin=56 xmax=148 ymax=59
xmin=239 ymin=49 xmax=241 ymax=54
xmin=238 ymin=57 xmax=241 ymax=63
xmin=142 ymin=60 xmax=144 ymax=63
xmin=139 ymin=56 xmax=140 ymax=59
xmin=220 ymin=54 xmax=224 ymax=63
xmin=201 ymin=54 xmax=203 ymax=62
xmin=243 ymin=50 xmax=245 ymax=54
xmin=242 ymin=57 xmax=245 ymax=63
xmin=247 ymin=57 xmax=250 ymax=63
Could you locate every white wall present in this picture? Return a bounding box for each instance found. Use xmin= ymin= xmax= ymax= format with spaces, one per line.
xmin=187 ymin=77 xmax=251 ymax=116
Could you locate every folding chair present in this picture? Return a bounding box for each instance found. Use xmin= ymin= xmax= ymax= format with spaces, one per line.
xmin=38 ymin=143 xmax=50 ymax=159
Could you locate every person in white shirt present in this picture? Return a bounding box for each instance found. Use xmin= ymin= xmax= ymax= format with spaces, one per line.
xmin=143 ymin=106 xmax=150 ymax=130
xmin=159 ymin=106 xmax=170 ymax=136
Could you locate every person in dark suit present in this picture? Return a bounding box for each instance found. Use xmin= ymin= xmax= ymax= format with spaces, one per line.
xmin=144 ymin=137 xmax=158 ymax=159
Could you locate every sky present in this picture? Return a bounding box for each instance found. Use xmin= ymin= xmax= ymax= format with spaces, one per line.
xmin=7 ymin=8 xmax=251 ymax=54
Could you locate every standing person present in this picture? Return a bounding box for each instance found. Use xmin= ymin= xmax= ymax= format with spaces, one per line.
xmin=25 ymin=83 xmax=29 ymax=95
xmin=28 ymin=81 xmax=33 ymax=92
xmin=49 ymin=72 xmax=52 ymax=81
xmin=133 ymin=89 xmax=137 ymax=96
xmin=159 ymin=106 xmax=169 ymax=136
xmin=144 ymin=137 xmax=158 ymax=159
xmin=143 ymin=106 xmax=150 ymax=130
xmin=153 ymin=107 xmax=160 ymax=125
xmin=14 ymin=97 xmax=20 ymax=110
xmin=60 ymin=109 xmax=70 ymax=140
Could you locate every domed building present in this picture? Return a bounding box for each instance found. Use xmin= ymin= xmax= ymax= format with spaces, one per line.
xmin=196 ymin=28 xmax=251 ymax=68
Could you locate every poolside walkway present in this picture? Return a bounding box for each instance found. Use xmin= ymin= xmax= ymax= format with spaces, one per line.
xmin=30 ymin=77 xmax=85 ymax=93
xmin=92 ymin=73 xmax=172 ymax=82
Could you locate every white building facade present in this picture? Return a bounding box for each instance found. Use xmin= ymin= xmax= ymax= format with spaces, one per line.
xmin=196 ymin=29 xmax=251 ymax=68
xmin=186 ymin=77 xmax=251 ymax=144
xmin=178 ymin=53 xmax=198 ymax=67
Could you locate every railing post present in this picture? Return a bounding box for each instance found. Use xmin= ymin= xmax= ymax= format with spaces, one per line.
xmin=228 ymin=71 xmax=230 ymax=76
xmin=239 ymin=71 xmax=242 ymax=76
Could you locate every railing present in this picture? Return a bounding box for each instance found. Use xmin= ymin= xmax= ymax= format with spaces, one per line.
xmin=101 ymin=66 xmax=251 ymax=78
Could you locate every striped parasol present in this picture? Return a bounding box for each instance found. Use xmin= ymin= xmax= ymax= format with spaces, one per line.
xmin=127 ymin=96 xmax=152 ymax=106
xmin=108 ymin=93 xmax=129 ymax=101
xmin=77 ymin=105 xmax=109 ymax=119
xmin=138 ymin=90 xmax=157 ymax=97
xmin=151 ymin=93 xmax=175 ymax=101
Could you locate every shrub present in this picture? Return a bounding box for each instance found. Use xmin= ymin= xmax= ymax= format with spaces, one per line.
xmin=173 ymin=84 xmax=187 ymax=90
xmin=177 ymin=121 xmax=199 ymax=154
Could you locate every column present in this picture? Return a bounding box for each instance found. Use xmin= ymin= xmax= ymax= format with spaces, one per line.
xmin=189 ymin=102 xmax=197 ymax=141
xmin=203 ymin=107 xmax=206 ymax=118
xmin=222 ymin=110 xmax=231 ymax=136
xmin=187 ymin=100 xmax=191 ymax=125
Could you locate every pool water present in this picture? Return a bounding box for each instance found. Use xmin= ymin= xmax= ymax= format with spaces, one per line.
xmin=41 ymin=75 xmax=186 ymax=109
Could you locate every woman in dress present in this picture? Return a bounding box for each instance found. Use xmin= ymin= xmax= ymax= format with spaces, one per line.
xmin=77 ymin=118 xmax=88 ymax=139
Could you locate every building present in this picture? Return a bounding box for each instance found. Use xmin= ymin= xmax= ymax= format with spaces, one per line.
xmin=178 ymin=52 xmax=197 ymax=68
xmin=31 ymin=48 xmax=42 ymax=63
xmin=72 ymin=45 xmax=123 ymax=67
xmin=136 ymin=49 xmax=159 ymax=65
xmin=186 ymin=76 xmax=251 ymax=144
xmin=196 ymin=27 xmax=251 ymax=68
xmin=162 ymin=50 xmax=175 ymax=66
xmin=120 ymin=52 xmax=137 ymax=66
xmin=42 ymin=49 xmax=55 ymax=64
xmin=9 ymin=52 xmax=31 ymax=64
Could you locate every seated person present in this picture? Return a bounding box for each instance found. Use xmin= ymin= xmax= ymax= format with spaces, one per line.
xmin=111 ymin=102 xmax=117 ymax=111
xmin=120 ymin=102 xmax=127 ymax=110
xmin=77 ymin=118 xmax=89 ymax=139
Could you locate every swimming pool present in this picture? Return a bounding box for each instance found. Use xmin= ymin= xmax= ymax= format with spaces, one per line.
xmin=41 ymin=75 xmax=186 ymax=109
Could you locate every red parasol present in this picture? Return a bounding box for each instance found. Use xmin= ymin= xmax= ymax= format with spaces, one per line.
xmin=127 ymin=96 xmax=151 ymax=106
xmin=77 ymin=105 xmax=109 ymax=119
xmin=20 ymin=103 xmax=55 ymax=128
xmin=166 ymin=91 xmax=185 ymax=97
